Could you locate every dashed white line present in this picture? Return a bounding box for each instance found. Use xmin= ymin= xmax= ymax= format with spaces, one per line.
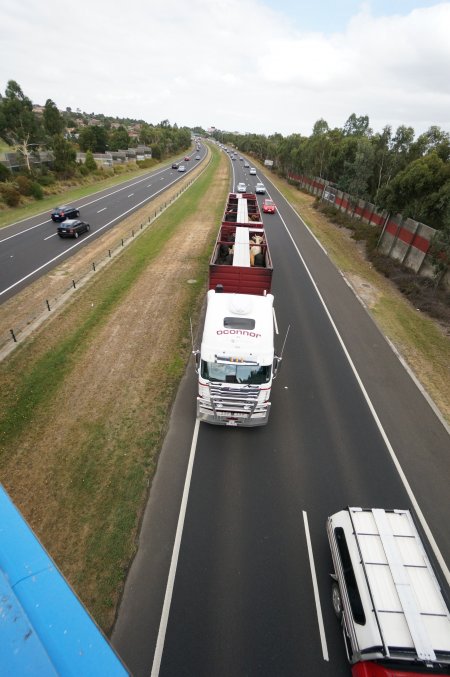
xmin=43 ymin=233 xmax=57 ymax=241
xmin=128 ymin=193 xmax=134 ymax=197
xmin=97 ymin=207 xmax=107 ymax=213
xmin=302 ymin=511 xmax=329 ymax=662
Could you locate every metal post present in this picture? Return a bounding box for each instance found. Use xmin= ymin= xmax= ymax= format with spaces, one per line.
xmin=10 ymin=329 xmax=17 ymax=343
xmin=46 ymin=299 xmax=50 ymax=311
xmin=72 ymin=280 xmax=76 ymax=289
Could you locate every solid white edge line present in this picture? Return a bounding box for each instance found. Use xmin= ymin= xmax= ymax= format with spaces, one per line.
xmin=277 ymin=208 xmax=450 ymax=587
xmin=302 ymin=511 xmax=329 ymax=661
xmin=151 ymin=418 xmax=201 ymax=677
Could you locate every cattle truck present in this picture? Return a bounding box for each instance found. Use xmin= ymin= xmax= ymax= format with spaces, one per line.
xmin=193 ymin=192 xmax=282 ymax=427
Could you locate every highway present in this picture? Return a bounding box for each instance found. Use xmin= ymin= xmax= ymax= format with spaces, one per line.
xmin=0 ymin=147 xmax=206 ymax=302
xmin=112 ymin=150 xmax=450 ymax=676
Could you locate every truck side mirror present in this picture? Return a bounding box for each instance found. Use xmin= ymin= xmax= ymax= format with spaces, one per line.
xmin=192 ymin=350 xmax=200 ymax=373
xmin=272 ymin=355 xmax=282 ymax=379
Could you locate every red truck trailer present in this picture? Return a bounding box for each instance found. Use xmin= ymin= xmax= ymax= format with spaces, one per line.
xmin=222 ymin=192 xmax=263 ymax=227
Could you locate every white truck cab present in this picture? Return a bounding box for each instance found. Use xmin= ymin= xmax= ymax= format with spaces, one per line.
xmin=195 ymin=288 xmax=280 ymax=426
xmin=327 ymin=507 xmax=450 ymax=677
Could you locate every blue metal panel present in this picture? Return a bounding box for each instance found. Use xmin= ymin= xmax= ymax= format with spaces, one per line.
xmin=0 ymin=486 xmax=129 ymax=675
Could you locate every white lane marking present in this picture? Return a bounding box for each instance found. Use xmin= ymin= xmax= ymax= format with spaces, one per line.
xmin=147 ymin=184 xmax=152 ymax=187
xmin=302 ymin=511 xmax=329 ymax=661
xmin=0 ymin=173 xmax=187 ymax=298
xmin=43 ymin=233 xmax=58 ymax=241
xmin=151 ymin=418 xmax=200 ymax=677
xmin=0 ymin=166 xmax=175 ymax=240
xmin=97 ymin=207 xmax=107 ymax=213
xmin=276 ymin=207 xmax=450 ymax=586
xmin=160 ymin=177 xmax=165 ymax=180
xmin=0 ymin=219 xmax=51 ymax=243
xmin=128 ymin=193 xmax=134 ymax=197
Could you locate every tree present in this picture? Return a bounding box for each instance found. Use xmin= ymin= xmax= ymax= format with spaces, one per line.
xmin=109 ymin=126 xmax=130 ymax=151
xmin=78 ymin=125 xmax=108 ymax=152
xmin=52 ymin=134 xmax=77 ymax=175
xmin=84 ymin=150 xmax=97 ymax=172
xmin=343 ymin=113 xmax=371 ymax=137
xmin=43 ymin=99 xmax=64 ymax=136
xmin=429 ymin=221 xmax=450 ymax=289
xmin=378 ymin=151 xmax=450 ymax=227
xmin=0 ymin=80 xmax=42 ymax=172
xmin=338 ymin=137 xmax=375 ymax=200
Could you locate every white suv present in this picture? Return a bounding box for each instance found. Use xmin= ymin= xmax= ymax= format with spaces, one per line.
xmin=249 ymin=168 xmax=256 ymax=175
xmin=327 ymin=507 xmax=450 ymax=676
xmin=236 ymin=182 xmax=247 ymax=193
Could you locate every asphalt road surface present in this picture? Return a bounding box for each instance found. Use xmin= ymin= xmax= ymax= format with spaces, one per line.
xmin=110 ymin=150 xmax=449 ymax=676
xmin=0 ymin=147 xmax=206 ymax=302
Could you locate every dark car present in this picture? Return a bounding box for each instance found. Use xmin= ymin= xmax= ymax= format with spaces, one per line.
xmin=51 ymin=205 xmax=80 ymax=222
xmin=171 ymin=162 xmax=180 ymax=169
xmin=57 ymin=219 xmax=90 ymax=238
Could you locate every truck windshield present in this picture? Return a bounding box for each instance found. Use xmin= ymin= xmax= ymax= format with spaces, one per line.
xmin=201 ymin=361 xmax=271 ymax=384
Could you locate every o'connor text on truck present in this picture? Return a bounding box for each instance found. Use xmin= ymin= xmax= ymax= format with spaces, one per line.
xmin=193 ymin=192 xmax=286 ymax=427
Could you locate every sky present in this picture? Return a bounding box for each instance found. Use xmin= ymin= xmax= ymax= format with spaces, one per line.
xmin=1 ymin=0 xmax=450 ymax=138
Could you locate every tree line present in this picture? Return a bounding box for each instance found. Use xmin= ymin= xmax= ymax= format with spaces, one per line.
xmin=0 ymin=80 xmax=192 ymax=199
xmin=214 ymin=114 xmax=450 ymax=232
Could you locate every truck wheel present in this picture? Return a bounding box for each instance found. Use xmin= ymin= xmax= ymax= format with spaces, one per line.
xmin=332 ymin=582 xmax=343 ymax=620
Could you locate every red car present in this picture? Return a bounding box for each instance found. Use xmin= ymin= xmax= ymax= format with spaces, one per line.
xmin=262 ymin=198 xmax=276 ymax=214
xmin=184 ymin=156 xmax=190 ymax=161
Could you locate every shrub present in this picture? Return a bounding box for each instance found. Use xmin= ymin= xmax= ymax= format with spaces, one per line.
xmin=78 ymin=163 xmax=90 ymax=176
xmin=29 ymin=182 xmax=44 ymax=200
xmin=15 ymin=175 xmax=33 ymax=196
xmin=0 ymin=183 xmax=21 ymax=207
xmin=84 ymin=150 xmax=97 ymax=172
xmin=37 ymin=173 xmax=56 ymax=186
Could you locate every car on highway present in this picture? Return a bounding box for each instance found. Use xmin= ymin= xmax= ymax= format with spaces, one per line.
xmin=171 ymin=162 xmax=180 ymax=169
xmin=184 ymin=156 xmax=190 ymax=161
xmin=57 ymin=219 xmax=90 ymax=238
xmin=255 ymin=183 xmax=266 ymax=194
xmin=178 ymin=165 xmax=186 ymax=172
xmin=236 ymin=182 xmax=247 ymax=193
xmin=327 ymin=507 xmax=450 ymax=677
xmin=262 ymin=198 xmax=276 ymax=214
xmin=195 ymin=155 xmax=200 ymax=160
xmin=51 ymin=205 xmax=80 ymax=222
xmin=239 ymin=156 xmax=243 ymax=161
xmin=244 ymin=162 xmax=249 ymax=168
xmin=249 ymin=167 xmax=256 ymax=175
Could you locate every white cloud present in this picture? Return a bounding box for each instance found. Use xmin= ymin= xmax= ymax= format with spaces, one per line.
xmin=1 ymin=0 xmax=449 ymax=135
